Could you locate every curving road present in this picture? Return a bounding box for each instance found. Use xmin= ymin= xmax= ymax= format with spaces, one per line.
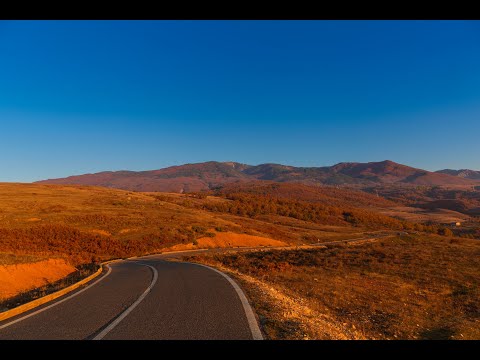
xmin=0 ymin=256 xmax=261 ymax=340
xmin=0 ymin=234 xmax=390 ymax=340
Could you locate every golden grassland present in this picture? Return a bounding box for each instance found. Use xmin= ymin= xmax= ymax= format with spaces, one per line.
xmin=184 ymin=234 xmax=480 ymax=340
xmin=2 ymin=181 xmax=475 ymax=315
xmin=0 ymin=183 xmax=371 ymax=266
xmin=378 ymin=206 xmax=469 ymax=224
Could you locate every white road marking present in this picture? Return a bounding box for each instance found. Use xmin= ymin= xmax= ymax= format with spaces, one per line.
xmin=1 ymin=236 xmax=387 ymax=337
xmin=92 ymin=262 xmax=158 ymax=340
xmin=0 ymin=265 xmax=113 ymax=330
xmin=187 ymin=262 xmax=264 ymax=340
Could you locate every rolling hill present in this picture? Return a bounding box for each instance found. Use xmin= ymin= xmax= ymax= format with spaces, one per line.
xmin=0 ymin=181 xmax=415 ymax=268
xmin=36 ymin=160 xmax=479 ymax=192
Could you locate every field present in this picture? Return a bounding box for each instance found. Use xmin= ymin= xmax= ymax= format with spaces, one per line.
xmin=365 ymin=185 xmax=480 ymax=217
xmin=184 ymin=234 xmax=480 ymax=339
xmin=1 ymin=181 xmax=477 ymax=317
xmin=377 ymin=206 xmax=469 ymax=224
xmin=0 ymin=182 xmax=402 ymax=267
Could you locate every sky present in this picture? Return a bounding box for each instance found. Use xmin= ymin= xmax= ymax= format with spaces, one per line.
xmin=1 ymin=20 xmax=479 ymax=182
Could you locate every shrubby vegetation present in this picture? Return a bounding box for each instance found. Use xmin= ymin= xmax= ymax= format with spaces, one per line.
xmin=0 ymin=182 xmax=470 ymax=269
xmin=186 ymin=234 xmax=480 ymax=339
xmin=0 ymin=225 xmax=168 ymax=265
xmin=187 ymin=183 xmax=444 ymax=234
xmin=0 ymin=223 xmax=216 ymax=265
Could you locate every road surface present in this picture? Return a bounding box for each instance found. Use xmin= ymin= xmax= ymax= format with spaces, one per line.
xmin=0 ymin=234 xmax=390 ymax=340
xmin=0 ymin=257 xmax=260 ymax=340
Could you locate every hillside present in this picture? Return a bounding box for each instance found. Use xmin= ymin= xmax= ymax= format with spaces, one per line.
xmin=36 ymin=162 xmax=252 ymax=193
xmin=1 ymin=182 xmax=478 ymax=309
xmin=326 ymin=161 xmax=476 ymax=185
xmin=437 ymin=169 xmax=480 ymax=180
xmin=0 ymin=182 xmax=407 ymax=267
xmin=211 ymin=181 xmax=398 ymax=208
xmin=243 ymin=160 xmax=478 ymax=186
xmin=366 ymin=185 xmax=480 ymax=217
xmin=3 ymin=180 xmax=466 ymax=266
xmin=36 ymin=160 xmax=479 ymax=192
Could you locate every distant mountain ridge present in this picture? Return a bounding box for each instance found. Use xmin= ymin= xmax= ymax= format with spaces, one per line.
xmin=436 ymin=169 xmax=480 ymax=180
xmin=36 ymin=160 xmax=479 ymax=192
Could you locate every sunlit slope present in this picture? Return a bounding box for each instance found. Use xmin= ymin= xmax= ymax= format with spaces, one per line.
xmin=0 ymin=183 xmax=376 ymax=265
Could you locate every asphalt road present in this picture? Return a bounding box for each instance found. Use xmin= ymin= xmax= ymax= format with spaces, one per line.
xmin=0 ymin=233 xmax=391 ymax=340
xmin=0 ymin=258 xmax=258 ymax=340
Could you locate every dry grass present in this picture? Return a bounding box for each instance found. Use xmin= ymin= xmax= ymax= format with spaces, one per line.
xmin=0 ymin=183 xmax=376 ymax=266
xmin=4 ymin=181 xmax=478 ymax=329
xmin=184 ymin=234 xmax=480 ymax=340
xmin=0 ymin=253 xmax=45 ymax=266
xmin=378 ymin=206 xmax=470 ymax=223
xmin=0 ymin=183 xmax=386 ymax=305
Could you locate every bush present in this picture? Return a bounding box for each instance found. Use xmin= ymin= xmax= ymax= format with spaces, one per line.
xmin=438 ymin=228 xmax=454 ymax=237
xmin=192 ymin=225 xmax=206 ymax=233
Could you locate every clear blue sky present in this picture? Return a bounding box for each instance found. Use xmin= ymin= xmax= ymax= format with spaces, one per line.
xmin=1 ymin=20 xmax=479 ymax=182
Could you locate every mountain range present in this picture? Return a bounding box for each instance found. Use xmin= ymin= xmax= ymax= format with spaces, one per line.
xmin=36 ymin=160 xmax=480 ymax=193
xmin=436 ymin=169 xmax=480 ymax=180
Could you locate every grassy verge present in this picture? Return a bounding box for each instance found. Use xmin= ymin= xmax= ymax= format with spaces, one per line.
xmin=0 ymin=263 xmax=99 ymax=312
xmin=183 ymin=235 xmax=480 ymax=340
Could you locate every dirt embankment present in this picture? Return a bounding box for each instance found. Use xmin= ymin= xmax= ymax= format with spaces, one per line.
xmin=164 ymin=231 xmax=288 ymax=252
xmin=0 ymin=259 xmax=76 ymax=300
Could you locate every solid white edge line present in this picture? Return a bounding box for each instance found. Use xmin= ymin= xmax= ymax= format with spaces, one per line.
xmin=0 ymin=265 xmax=113 ymax=331
xmin=187 ymin=262 xmax=264 ymax=340
xmin=92 ymin=262 xmax=158 ymax=340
